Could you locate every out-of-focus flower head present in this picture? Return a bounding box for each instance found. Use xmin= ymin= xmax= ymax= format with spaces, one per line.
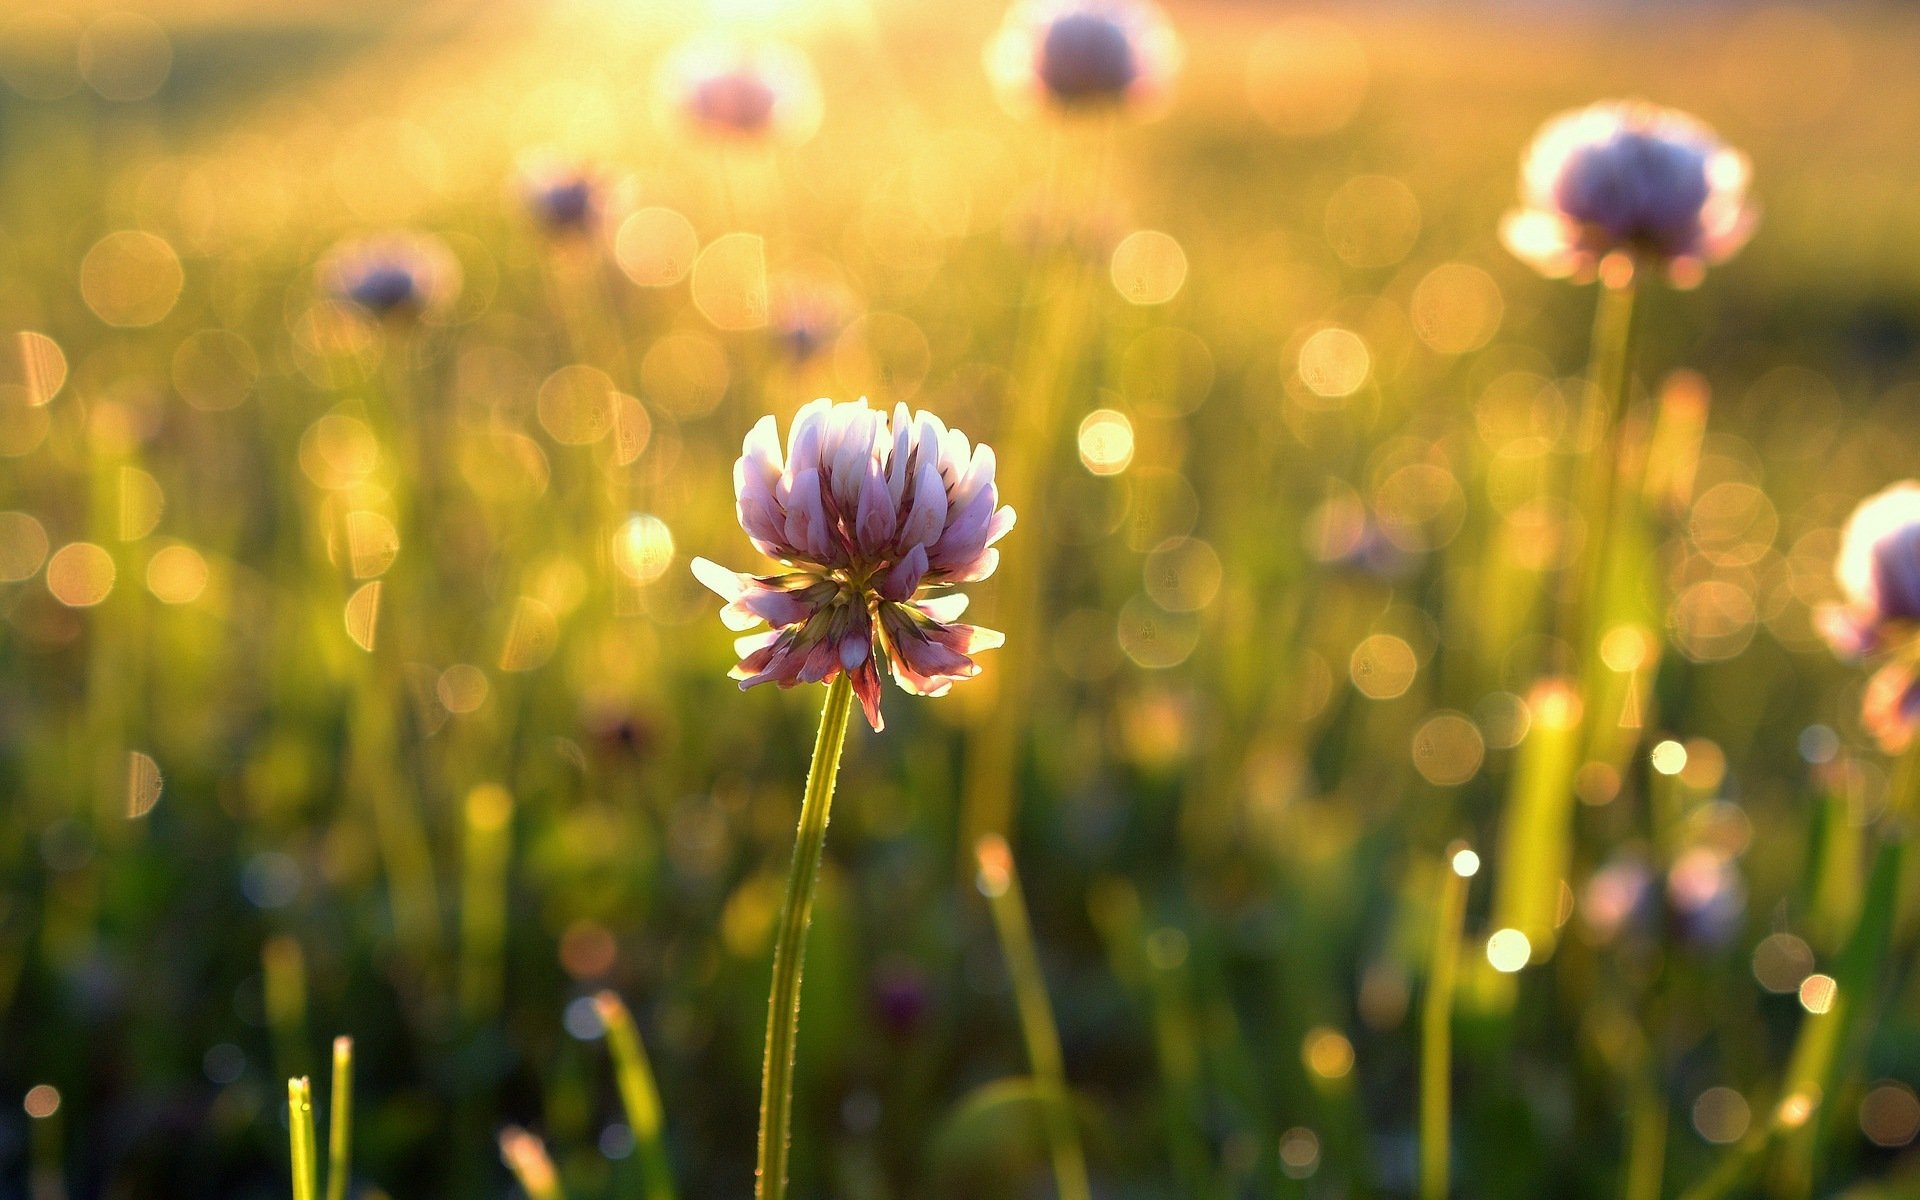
xmin=322 ymin=232 xmax=461 ymax=321
xmin=872 ymin=962 xmax=931 ymax=1036
xmin=1819 ymin=484 xmax=1920 ymax=753
xmin=517 ymin=155 xmax=603 ymax=236
xmin=693 ymin=398 xmax=1015 ymax=731
xmin=767 ymin=276 xmax=854 ymax=364
xmin=1666 ymin=846 xmax=1745 ymax=949
xmin=1821 ymin=482 xmax=1920 ymax=660
xmin=985 ymin=0 xmax=1181 ymax=117
xmin=1501 ymin=100 xmax=1756 ymax=288
xmin=1580 ymin=853 xmax=1654 ymax=945
xmin=661 ymin=38 xmax=821 ymax=144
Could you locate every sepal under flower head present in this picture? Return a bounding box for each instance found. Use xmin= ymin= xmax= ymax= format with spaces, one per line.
xmin=695 ymin=398 xmax=1015 ymax=731
xmin=1502 ymin=100 xmax=1755 ymax=287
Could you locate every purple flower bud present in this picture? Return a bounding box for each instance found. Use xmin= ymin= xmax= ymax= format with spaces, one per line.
xmin=694 ymin=399 xmax=1015 ymax=731
xmin=1502 ymin=101 xmax=1755 ymax=287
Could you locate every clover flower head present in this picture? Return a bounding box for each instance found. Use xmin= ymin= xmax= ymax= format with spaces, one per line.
xmin=985 ymin=0 xmax=1181 ymax=116
xmin=693 ymin=398 xmax=1015 ymax=731
xmin=1821 ymin=482 xmax=1920 ymax=660
xmin=1501 ymin=100 xmax=1756 ymax=288
xmin=518 ymin=157 xmax=602 ymax=235
xmin=768 ymin=276 xmax=853 ymax=364
xmin=323 ymin=232 xmax=461 ymax=320
xmin=662 ymin=39 xmax=821 ymax=144
xmin=1819 ymin=483 xmax=1920 ymax=754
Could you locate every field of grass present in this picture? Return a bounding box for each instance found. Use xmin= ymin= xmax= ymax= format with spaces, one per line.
xmin=4 ymin=1 xmax=1920 ymax=1197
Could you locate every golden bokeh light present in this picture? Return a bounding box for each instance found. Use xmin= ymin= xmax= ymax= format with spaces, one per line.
xmin=1301 ymin=1027 xmax=1355 ymax=1080
xmin=1799 ymin=973 xmax=1838 ymax=1015
xmin=146 ymin=543 xmax=210 ymax=605
xmin=126 ymin=750 xmax=163 ymax=819
xmin=46 ymin=542 xmax=116 ymax=607
xmin=344 ymin=581 xmax=382 ymax=651
xmin=1691 ymin=1087 xmax=1751 ymax=1145
xmin=78 ymin=12 xmax=172 ymax=103
xmin=1349 ymin=634 xmax=1416 ymax=700
xmin=22 ymin=1085 xmax=60 ymax=1120
xmin=1142 ymin=537 xmax=1222 ymax=612
xmin=1117 ymin=595 xmax=1200 ymax=670
xmin=13 ymin=332 xmax=67 ymax=406
xmin=1110 ymin=230 xmax=1188 ymax=306
xmin=438 ymin=664 xmax=491 ymax=715
xmin=691 ymin=232 xmax=768 ymax=330
xmin=1486 ymin=928 xmax=1532 ymax=973
xmin=1860 ymin=1082 xmax=1920 ymax=1148
xmin=500 ymin=596 xmax=559 ymax=672
xmin=342 ymin=510 xmax=400 ymax=579
xmin=537 ymin=365 xmax=618 ymax=446
xmin=1412 ymin=712 xmax=1484 ymax=786
xmin=1411 ymin=264 xmax=1503 ymax=355
xmin=614 ymin=515 xmax=676 ymax=585
xmin=81 ymin=231 xmax=184 ymax=328
xmin=0 ymin=511 xmax=50 ymax=582
xmin=1077 ymin=409 xmax=1135 ymax=476
xmin=641 ymin=334 xmax=730 ymax=419
xmin=172 ymin=330 xmax=259 ymax=412
xmin=1298 ymin=327 xmax=1371 ymax=398
xmin=615 ymin=208 xmax=700 ymax=288
xmin=1750 ymin=932 xmax=1814 ymax=995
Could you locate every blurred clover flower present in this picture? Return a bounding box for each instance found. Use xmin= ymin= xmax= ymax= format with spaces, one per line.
xmin=322 ymin=233 xmax=461 ymax=320
xmin=767 ymin=278 xmax=852 ymax=364
xmin=1501 ymin=100 xmax=1755 ymax=288
xmin=517 ymin=157 xmax=602 ymax=236
xmin=661 ymin=39 xmax=821 ymax=144
xmin=1822 ymin=483 xmax=1920 ymax=750
xmin=693 ymin=398 xmax=1014 ymax=731
xmin=985 ymin=0 xmax=1181 ymax=116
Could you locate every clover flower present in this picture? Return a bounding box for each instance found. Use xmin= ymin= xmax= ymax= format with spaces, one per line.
xmin=518 ymin=158 xmax=601 ymax=235
xmin=985 ymin=0 xmax=1180 ymax=116
xmin=1821 ymin=483 xmax=1920 ymax=752
xmin=1501 ymin=100 xmax=1756 ymax=287
xmin=662 ymin=39 xmax=821 ymax=144
xmin=322 ymin=233 xmax=461 ymax=320
xmin=693 ymin=398 xmax=1014 ymax=731
xmin=1821 ymin=483 xmax=1920 ymax=659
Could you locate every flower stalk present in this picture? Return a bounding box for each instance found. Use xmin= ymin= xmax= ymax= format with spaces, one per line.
xmin=1420 ymin=844 xmax=1475 ymax=1200
xmin=596 ymin=991 xmax=678 ymax=1200
xmin=756 ymin=672 xmax=856 ymax=1200
xmin=288 ymin=1077 xmax=317 ymax=1200
xmin=326 ymin=1038 xmax=353 ymax=1200
xmin=977 ymin=834 xmax=1092 ymax=1200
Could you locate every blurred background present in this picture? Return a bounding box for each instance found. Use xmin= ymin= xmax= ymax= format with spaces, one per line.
xmin=3 ymin=0 xmax=1920 ymax=1197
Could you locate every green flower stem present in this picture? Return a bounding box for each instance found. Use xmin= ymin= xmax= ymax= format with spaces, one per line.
xmin=596 ymin=991 xmax=678 ymax=1200
xmin=1560 ymin=276 xmax=1641 ymax=670
xmin=977 ymin=834 xmax=1093 ymax=1200
xmin=326 ymin=1037 xmax=352 ymax=1200
xmin=1420 ymin=848 xmax=1472 ymax=1200
xmin=756 ymin=672 xmax=856 ymax=1200
xmin=288 ymin=1077 xmax=317 ymax=1200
